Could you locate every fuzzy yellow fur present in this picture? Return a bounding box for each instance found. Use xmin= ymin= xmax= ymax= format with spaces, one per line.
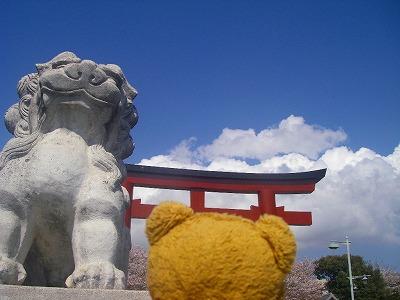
xmin=146 ymin=201 xmax=296 ymax=300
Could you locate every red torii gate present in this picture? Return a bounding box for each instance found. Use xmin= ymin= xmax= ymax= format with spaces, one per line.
xmin=123 ymin=164 xmax=326 ymax=227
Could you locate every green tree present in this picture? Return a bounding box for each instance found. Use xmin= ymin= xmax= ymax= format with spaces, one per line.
xmin=315 ymin=255 xmax=397 ymax=300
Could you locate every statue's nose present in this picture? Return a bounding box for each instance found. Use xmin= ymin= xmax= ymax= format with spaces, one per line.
xmin=64 ymin=60 xmax=107 ymax=85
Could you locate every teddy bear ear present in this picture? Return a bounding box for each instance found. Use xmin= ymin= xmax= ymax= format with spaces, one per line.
xmin=255 ymin=215 xmax=296 ymax=273
xmin=146 ymin=201 xmax=193 ymax=246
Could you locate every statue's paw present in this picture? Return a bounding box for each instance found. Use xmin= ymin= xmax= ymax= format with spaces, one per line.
xmin=65 ymin=262 xmax=126 ymax=289
xmin=0 ymin=255 xmax=26 ymax=285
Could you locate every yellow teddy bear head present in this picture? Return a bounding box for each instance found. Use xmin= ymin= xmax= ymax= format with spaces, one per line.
xmin=146 ymin=201 xmax=296 ymax=300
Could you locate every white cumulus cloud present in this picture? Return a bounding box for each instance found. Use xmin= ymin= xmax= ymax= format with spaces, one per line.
xmin=197 ymin=115 xmax=347 ymax=160
xmin=131 ymin=116 xmax=400 ymax=268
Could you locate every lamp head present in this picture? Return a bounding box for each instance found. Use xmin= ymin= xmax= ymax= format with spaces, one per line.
xmin=328 ymin=241 xmax=340 ymax=249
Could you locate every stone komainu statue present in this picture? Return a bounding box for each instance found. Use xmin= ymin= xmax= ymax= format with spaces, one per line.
xmin=0 ymin=52 xmax=138 ymax=289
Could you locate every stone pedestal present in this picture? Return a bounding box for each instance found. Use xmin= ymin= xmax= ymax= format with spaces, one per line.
xmin=0 ymin=285 xmax=151 ymax=300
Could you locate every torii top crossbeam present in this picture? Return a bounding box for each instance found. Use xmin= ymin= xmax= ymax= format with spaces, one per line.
xmin=123 ymin=164 xmax=326 ymax=226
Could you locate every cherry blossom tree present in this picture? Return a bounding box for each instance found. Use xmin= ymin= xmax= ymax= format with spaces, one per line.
xmin=285 ymin=259 xmax=326 ymax=300
xmin=380 ymin=266 xmax=400 ymax=293
xmin=127 ymin=246 xmax=148 ymax=290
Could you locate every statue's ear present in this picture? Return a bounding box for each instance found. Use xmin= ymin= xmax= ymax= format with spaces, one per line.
xmin=4 ymin=103 xmax=21 ymax=135
xmin=146 ymin=201 xmax=193 ymax=246
xmin=255 ymin=215 xmax=296 ymax=273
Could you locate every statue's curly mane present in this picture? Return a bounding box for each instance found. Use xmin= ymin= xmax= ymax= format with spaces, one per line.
xmin=1 ymin=63 xmax=138 ymax=170
xmin=0 ymin=73 xmax=43 ymax=169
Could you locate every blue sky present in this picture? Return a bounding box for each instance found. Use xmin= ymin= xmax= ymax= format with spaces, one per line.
xmin=1 ymin=1 xmax=399 ymax=270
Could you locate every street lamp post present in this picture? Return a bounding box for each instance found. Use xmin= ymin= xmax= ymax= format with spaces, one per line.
xmin=328 ymin=235 xmax=355 ymax=300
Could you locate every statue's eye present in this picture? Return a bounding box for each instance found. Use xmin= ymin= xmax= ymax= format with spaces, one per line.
xmin=108 ymin=77 xmax=118 ymax=86
xmin=110 ymin=75 xmax=123 ymax=87
xmin=52 ymin=62 xmax=68 ymax=69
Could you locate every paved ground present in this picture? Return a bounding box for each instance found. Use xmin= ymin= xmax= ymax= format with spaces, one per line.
xmin=0 ymin=285 xmax=151 ymax=300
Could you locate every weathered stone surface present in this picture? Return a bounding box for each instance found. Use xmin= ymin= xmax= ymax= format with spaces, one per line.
xmin=0 ymin=52 xmax=138 ymax=289
xmin=0 ymin=285 xmax=151 ymax=300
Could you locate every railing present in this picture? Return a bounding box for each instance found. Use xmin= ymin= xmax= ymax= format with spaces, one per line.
xmin=123 ymin=165 xmax=326 ymax=227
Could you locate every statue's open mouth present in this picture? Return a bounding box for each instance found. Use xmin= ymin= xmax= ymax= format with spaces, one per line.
xmin=41 ymin=86 xmax=116 ymax=107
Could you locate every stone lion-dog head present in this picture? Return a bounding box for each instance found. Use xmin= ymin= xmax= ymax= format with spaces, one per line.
xmin=2 ymin=51 xmax=138 ymax=168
